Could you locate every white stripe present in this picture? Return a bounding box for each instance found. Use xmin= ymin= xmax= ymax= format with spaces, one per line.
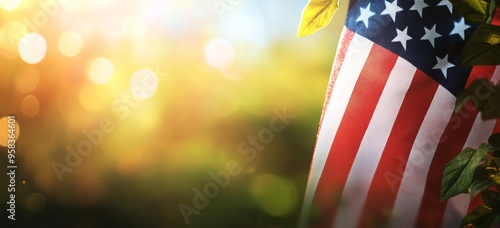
xmin=464 ymin=118 xmax=497 ymax=149
xmin=441 ymin=194 xmax=470 ymax=228
xmin=441 ymin=68 xmax=500 ymax=227
xmin=388 ymin=86 xmax=456 ymax=228
xmin=299 ymin=31 xmax=374 ymax=228
xmin=333 ymin=58 xmax=416 ymax=227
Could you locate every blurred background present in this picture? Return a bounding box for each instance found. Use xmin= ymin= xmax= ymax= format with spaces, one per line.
xmin=0 ymin=0 xmax=346 ymax=227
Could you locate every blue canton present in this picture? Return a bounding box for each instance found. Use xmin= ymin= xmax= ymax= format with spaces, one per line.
xmin=345 ymin=0 xmax=475 ymax=96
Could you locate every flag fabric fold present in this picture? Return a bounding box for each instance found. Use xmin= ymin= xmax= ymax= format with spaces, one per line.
xmin=300 ymin=0 xmax=500 ymax=227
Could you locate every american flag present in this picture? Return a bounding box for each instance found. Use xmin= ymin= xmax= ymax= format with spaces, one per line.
xmin=300 ymin=0 xmax=500 ymax=227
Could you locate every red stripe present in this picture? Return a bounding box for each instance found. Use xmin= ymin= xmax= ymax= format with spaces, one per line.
xmin=358 ymin=69 xmax=438 ymax=227
xmin=415 ymin=107 xmax=478 ymax=227
xmin=493 ymin=120 xmax=500 ymax=134
xmin=465 ymin=66 xmax=497 ymax=87
xmin=492 ymin=8 xmax=500 ymax=26
xmin=415 ymin=66 xmax=497 ymax=227
xmin=311 ymin=44 xmax=398 ymax=227
xmin=468 ymin=198 xmax=485 ymax=217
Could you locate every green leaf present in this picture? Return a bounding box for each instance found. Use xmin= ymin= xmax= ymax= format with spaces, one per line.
xmin=469 ymin=179 xmax=494 ymax=198
xmin=454 ymin=78 xmax=500 ymax=120
xmin=462 ymin=24 xmax=500 ymax=66
xmin=455 ymin=89 xmax=473 ymax=115
xmin=450 ymin=0 xmax=496 ymax=24
xmin=461 ymin=205 xmax=500 ymax=228
xmin=442 ymin=143 xmax=489 ymax=200
xmin=297 ymin=0 xmax=339 ymax=37
xmin=454 ymin=78 xmax=492 ymax=114
xmin=489 ymin=134 xmax=500 ymax=152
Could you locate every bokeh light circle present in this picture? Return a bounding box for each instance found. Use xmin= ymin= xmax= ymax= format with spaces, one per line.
xmin=59 ymin=31 xmax=83 ymax=57
xmin=20 ymin=94 xmax=40 ymax=117
xmin=88 ymin=57 xmax=113 ymax=85
xmin=205 ymin=38 xmax=234 ymax=69
xmin=0 ymin=116 xmax=20 ymax=147
xmin=19 ymin=33 xmax=47 ymax=64
xmin=130 ymin=69 xmax=158 ymax=100
xmin=250 ymin=174 xmax=298 ymax=217
xmin=0 ymin=0 xmax=22 ymax=11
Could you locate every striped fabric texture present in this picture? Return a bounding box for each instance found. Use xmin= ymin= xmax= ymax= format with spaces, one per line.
xmin=300 ymin=0 xmax=500 ymax=227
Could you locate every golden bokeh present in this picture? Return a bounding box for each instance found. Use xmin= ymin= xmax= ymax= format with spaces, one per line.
xmin=18 ymin=33 xmax=47 ymax=64
xmin=58 ymin=31 xmax=83 ymax=57
xmin=0 ymin=1 xmax=348 ymax=226
xmin=88 ymin=57 xmax=114 ymax=85
xmin=0 ymin=116 xmax=20 ymax=147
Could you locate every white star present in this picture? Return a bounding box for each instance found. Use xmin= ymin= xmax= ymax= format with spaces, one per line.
xmin=410 ymin=0 xmax=428 ymax=18
xmin=381 ymin=0 xmax=403 ymax=22
xmin=421 ymin=25 xmax=441 ymax=47
xmin=450 ymin=18 xmax=471 ymax=40
xmin=433 ymin=55 xmax=455 ymax=78
xmin=438 ymin=0 xmax=453 ymax=13
xmin=392 ymin=27 xmax=412 ymax=50
xmin=357 ymin=3 xmax=375 ymax=27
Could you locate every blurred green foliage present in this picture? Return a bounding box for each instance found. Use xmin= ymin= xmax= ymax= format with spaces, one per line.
xmin=0 ymin=1 xmax=348 ymax=227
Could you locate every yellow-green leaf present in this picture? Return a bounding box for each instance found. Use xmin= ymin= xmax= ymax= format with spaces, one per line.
xmin=462 ymin=24 xmax=500 ymax=66
xmin=450 ymin=0 xmax=495 ymax=24
xmin=297 ymin=0 xmax=339 ymax=37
